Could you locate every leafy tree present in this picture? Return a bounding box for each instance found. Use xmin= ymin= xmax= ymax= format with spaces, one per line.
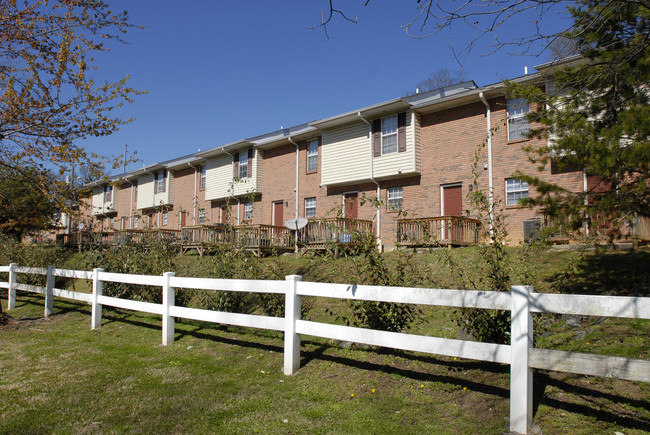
xmin=511 ymin=0 xmax=649 ymax=236
xmin=0 ymin=164 xmax=59 ymax=240
xmin=0 ymin=0 xmax=144 ymax=212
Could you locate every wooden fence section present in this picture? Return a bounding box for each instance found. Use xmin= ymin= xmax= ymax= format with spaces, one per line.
xmin=1 ymin=262 xmax=648 ymax=434
xmin=299 ymin=218 xmax=374 ymax=255
xmin=395 ymin=216 xmax=480 ymax=247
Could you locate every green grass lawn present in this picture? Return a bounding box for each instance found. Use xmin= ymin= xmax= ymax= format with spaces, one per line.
xmin=1 ymin=290 xmax=648 ymax=434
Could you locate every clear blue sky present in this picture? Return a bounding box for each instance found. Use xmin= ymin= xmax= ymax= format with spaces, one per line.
xmin=83 ymin=1 xmax=572 ymax=174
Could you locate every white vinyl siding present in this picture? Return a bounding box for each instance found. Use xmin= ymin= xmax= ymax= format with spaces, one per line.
xmin=136 ymin=171 xmax=171 ymax=210
xmin=205 ymin=152 xmax=258 ymax=201
xmin=373 ymin=111 xmax=417 ymax=179
xmin=92 ymin=185 xmax=115 ymax=215
xmin=321 ymin=122 xmax=371 ymax=186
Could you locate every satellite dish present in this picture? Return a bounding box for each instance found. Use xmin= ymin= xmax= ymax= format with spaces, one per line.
xmin=285 ymin=218 xmax=308 ymax=230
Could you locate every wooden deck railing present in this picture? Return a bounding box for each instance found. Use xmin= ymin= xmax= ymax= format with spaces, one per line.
xmin=299 ymin=218 xmax=374 ymax=248
xmin=234 ymin=224 xmax=294 ymax=249
xmin=395 ymin=216 xmax=480 ymax=247
xmin=180 ymin=225 xmax=235 ymax=245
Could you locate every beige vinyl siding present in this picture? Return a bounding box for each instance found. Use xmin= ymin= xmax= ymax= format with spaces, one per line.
xmin=256 ymin=149 xmax=263 ymax=192
xmin=91 ymin=186 xmax=104 ymax=215
xmin=414 ymin=111 xmax=422 ymax=173
xmin=136 ymin=173 xmax=155 ymax=210
xmin=153 ymin=174 xmax=170 ymax=207
xmin=321 ymin=122 xmax=371 ymax=186
xmin=372 ymin=110 xmax=418 ymax=179
xmin=205 ymin=154 xmax=233 ymax=200
xmin=232 ymin=150 xmax=258 ymax=197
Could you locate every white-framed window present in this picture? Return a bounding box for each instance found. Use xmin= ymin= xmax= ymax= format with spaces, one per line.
xmin=162 ymin=211 xmax=168 ymax=225
xmin=104 ymin=185 xmax=112 ymax=203
xmin=506 ymin=178 xmax=529 ymax=206
xmin=134 ymin=215 xmax=139 ymax=228
xmin=305 ymin=197 xmax=316 ymax=218
xmin=109 ymin=218 xmax=114 ymax=229
xmin=198 ymin=208 xmax=206 ymax=224
xmin=244 ymin=202 xmax=253 ymax=220
xmin=307 ymin=139 xmax=318 ymax=172
xmin=155 ymin=170 xmax=166 ymax=193
xmin=200 ymin=165 xmax=206 ymax=190
xmin=507 ymin=98 xmax=530 ymax=141
xmin=387 ymin=186 xmax=403 ymax=210
xmin=381 ymin=115 xmax=398 ymax=155
xmin=239 ymin=152 xmax=249 ymax=179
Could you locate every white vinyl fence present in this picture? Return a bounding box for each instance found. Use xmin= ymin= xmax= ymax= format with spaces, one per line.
xmin=1 ymin=263 xmax=648 ymax=435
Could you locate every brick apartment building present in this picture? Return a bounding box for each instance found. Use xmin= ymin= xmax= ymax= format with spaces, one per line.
xmin=81 ymin=66 xmax=587 ymax=249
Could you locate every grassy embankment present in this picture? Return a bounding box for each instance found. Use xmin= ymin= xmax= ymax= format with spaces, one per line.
xmin=0 ymin=246 xmax=648 ymax=433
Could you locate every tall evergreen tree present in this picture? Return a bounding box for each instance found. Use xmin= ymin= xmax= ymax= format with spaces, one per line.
xmin=511 ymin=0 xmax=649 ymax=237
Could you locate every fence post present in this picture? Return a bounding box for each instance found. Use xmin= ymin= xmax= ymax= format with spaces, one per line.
xmin=45 ymin=265 xmax=55 ymax=317
xmin=8 ymin=263 xmax=17 ymax=310
xmin=162 ymin=272 xmax=175 ymax=345
xmin=284 ymin=274 xmax=302 ymax=375
xmin=91 ymin=268 xmax=104 ymax=330
xmin=510 ymin=285 xmax=534 ymax=434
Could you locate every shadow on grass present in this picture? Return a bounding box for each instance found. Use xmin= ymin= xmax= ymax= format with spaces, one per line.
xmin=548 ymin=250 xmax=650 ymax=296
xmin=8 ymin=292 xmax=649 ymax=431
xmin=533 ymin=372 xmax=650 ymax=431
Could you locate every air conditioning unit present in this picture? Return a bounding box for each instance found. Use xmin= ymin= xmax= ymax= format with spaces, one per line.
xmin=523 ymin=219 xmax=541 ymax=243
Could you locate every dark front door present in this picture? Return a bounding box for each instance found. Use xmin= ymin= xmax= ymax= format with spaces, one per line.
xmin=273 ymin=201 xmax=284 ymax=226
xmin=344 ymin=192 xmax=358 ymax=219
xmin=443 ymin=185 xmax=463 ymax=241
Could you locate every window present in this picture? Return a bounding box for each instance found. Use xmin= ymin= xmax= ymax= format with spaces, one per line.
xmin=155 ymin=170 xmax=166 ymax=193
xmin=507 ymin=98 xmax=530 ymax=141
xmin=305 ymin=197 xmax=316 ymax=218
xmin=134 ymin=215 xmax=139 ymax=228
xmin=109 ymin=218 xmax=114 ymax=229
xmin=387 ymin=187 xmax=403 ymax=210
xmin=506 ymin=178 xmax=529 ymax=206
xmin=381 ymin=115 xmax=398 ymax=155
xmin=104 ymin=185 xmax=112 ymax=203
xmin=307 ymin=139 xmax=318 ymax=172
xmin=244 ymin=202 xmax=253 ymax=220
xmin=162 ymin=211 xmax=168 ymax=225
xmin=239 ymin=151 xmax=249 ymax=179
xmin=200 ymin=165 xmax=206 ymax=190
xmin=198 ymin=209 xmax=206 ymax=224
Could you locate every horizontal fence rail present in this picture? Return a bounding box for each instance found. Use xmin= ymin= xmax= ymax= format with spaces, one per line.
xmin=1 ymin=263 xmax=648 ymax=435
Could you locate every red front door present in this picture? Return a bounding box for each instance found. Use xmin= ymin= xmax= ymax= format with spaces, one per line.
xmin=273 ymin=201 xmax=284 ymax=226
xmin=443 ymin=185 xmax=463 ymax=241
xmin=344 ymin=192 xmax=358 ymax=219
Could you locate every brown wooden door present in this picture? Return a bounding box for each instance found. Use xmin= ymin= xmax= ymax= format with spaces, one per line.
xmin=443 ymin=185 xmax=463 ymax=242
xmin=344 ymin=192 xmax=358 ymax=219
xmin=273 ymin=201 xmax=284 ymax=226
xmin=180 ymin=211 xmax=186 ymax=227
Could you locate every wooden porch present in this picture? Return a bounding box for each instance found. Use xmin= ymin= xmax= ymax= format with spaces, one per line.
xmin=395 ymin=216 xmax=481 ymax=248
xmin=298 ymin=218 xmax=374 ymax=256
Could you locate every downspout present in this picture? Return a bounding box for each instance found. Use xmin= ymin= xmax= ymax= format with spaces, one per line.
xmin=479 ymin=92 xmax=495 ymax=241
xmin=222 ymin=149 xmax=241 ymax=225
xmin=357 ymin=112 xmax=381 ymax=248
xmin=583 ymin=167 xmax=589 ymax=236
xmin=187 ymin=162 xmax=198 ymax=225
xmin=288 ymin=137 xmax=299 ymax=220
